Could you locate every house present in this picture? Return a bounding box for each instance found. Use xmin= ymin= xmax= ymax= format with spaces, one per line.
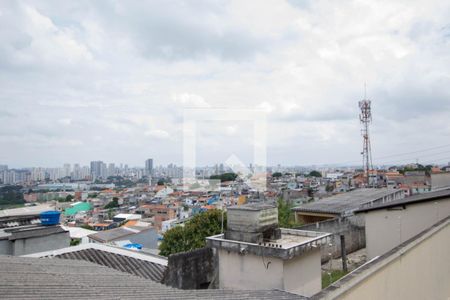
xmin=431 ymin=172 xmax=450 ymax=190
xmin=92 ymin=222 xmax=116 ymax=231
xmin=354 ymin=188 xmax=450 ymax=259
xmin=112 ymin=213 xmax=141 ymax=223
xmin=314 ymin=216 xmax=449 ymax=300
xmin=88 ymin=226 xmax=159 ymax=249
xmin=61 ymin=225 xmax=97 ymax=245
xmin=136 ymin=204 xmax=177 ymax=230
xmin=292 ymin=188 xmax=404 ymax=224
xmin=0 ymin=214 xmax=69 ymax=256
xmin=207 ymin=204 xmax=331 ymax=297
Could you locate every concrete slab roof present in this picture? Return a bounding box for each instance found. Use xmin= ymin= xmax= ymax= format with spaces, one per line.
xmin=355 ymin=188 xmax=450 ymax=213
xmin=292 ymin=188 xmax=401 ymax=215
xmin=0 ymin=225 xmax=67 ymax=241
xmin=88 ymin=226 xmax=151 ymax=243
xmin=207 ymin=229 xmax=331 ymax=260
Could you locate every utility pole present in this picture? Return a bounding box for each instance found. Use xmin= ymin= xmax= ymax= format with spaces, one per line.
xmin=340 ymin=235 xmax=348 ymax=273
xmin=359 ymin=96 xmax=373 ymax=187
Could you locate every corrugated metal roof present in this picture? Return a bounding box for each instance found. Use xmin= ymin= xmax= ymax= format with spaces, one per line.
xmin=0 ymin=256 xmax=305 ymax=299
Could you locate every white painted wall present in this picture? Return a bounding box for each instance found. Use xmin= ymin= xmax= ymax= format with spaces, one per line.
xmin=364 ymin=197 xmax=450 ymax=259
xmin=218 ymin=247 xmax=321 ymax=297
xmin=12 ymin=232 xmax=70 ymax=256
xmin=283 ymin=248 xmax=321 ymax=296
xmin=333 ymin=221 xmax=450 ymax=300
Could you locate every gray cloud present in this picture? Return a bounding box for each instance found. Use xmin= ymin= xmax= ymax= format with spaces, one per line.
xmin=1 ymin=0 xmax=450 ymax=167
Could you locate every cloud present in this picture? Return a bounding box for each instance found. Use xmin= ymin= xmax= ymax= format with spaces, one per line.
xmin=1 ymin=0 xmax=450 ymax=167
xmin=57 ymin=118 xmax=72 ymax=126
xmin=172 ymin=93 xmax=211 ymax=108
xmin=144 ymin=129 xmax=170 ymax=139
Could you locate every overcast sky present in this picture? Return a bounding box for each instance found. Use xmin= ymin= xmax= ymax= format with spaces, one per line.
xmin=1 ymin=0 xmax=450 ymax=168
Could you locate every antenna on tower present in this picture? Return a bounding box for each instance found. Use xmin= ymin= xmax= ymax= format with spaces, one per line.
xmin=359 ymin=91 xmax=373 ymax=187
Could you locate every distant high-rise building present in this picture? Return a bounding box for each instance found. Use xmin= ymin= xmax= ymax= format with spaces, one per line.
xmin=63 ymin=163 xmax=71 ymax=177
xmin=73 ymin=164 xmax=81 ymax=180
xmin=108 ymin=163 xmax=115 ymax=177
xmin=145 ymin=159 xmax=153 ymax=176
xmin=0 ymin=165 xmax=8 ymax=172
xmin=90 ymin=161 xmax=107 ymax=180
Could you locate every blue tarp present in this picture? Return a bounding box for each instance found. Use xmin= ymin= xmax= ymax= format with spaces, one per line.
xmin=207 ymin=194 xmax=220 ymax=205
xmin=123 ymin=243 xmax=143 ymax=250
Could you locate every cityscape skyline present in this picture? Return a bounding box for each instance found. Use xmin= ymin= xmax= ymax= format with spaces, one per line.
xmin=1 ymin=1 xmax=450 ymax=168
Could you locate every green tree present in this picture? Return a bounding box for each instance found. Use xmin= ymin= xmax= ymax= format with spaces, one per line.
xmin=272 ymin=172 xmax=282 ymax=178
xmin=65 ymin=194 xmax=74 ymax=202
xmin=308 ymin=170 xmax=322 ymax=177
xmin=325 ymin=184 xmax=334 ymax=192
xmin=104 ymin=198 xmax=119 ymax=209
xmin=307 ymin=187 xmax=314 ymax=198
xmin=277 ymin=198 xmax=301 ymax=228
xmin=159 ymin=209 xmax=226 ymax=256
xmin=0 ymin=185 xmax=24 ymax=206
xmin=210 ymin=173 xmax=238 ymax=182
xmin=80 ymin=224 xmax=94 ymax=230
xmin=70 ymin=238 xmax=81 ymax=246
xmin=108 ymin=208 xmax=114 ymax=220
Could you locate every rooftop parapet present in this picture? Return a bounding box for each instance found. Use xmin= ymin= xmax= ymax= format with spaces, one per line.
xmin=207 ymin=228 xmax=331 ymax=260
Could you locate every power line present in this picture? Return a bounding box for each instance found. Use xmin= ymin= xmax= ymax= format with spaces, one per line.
xmin=326 ymin=143 xmax=450 ymax=166
xmin=374 ymin=149 xmax=450 ymax=165
xmin=373 ymin=143 xmax=450 ymax=160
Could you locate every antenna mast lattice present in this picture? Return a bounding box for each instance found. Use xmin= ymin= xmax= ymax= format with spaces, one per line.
xmin=359 ymin=98 xmax=373 ymax=186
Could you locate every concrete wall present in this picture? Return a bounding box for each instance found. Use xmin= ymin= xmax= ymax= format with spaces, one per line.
xmin=0 ymin=239 xmax=12 ymax=255
xmin=297 ymin=216 xmax=365 ymax=262
xmin=163 ymin=247 xmax=216 ymax=289
xmin=330 ymin=220 xmax=450 ymax=300
xmin=363 ymin=197 xmax=450 ymax=259
xmin=431 ymin=172 xmax=450 ymax=190
xmin=12 ymin=232 xmax=70 ymax=256
xmin=218 ymin=247 xmax=321 ymax=297
xmin=283 ymin=248 xmax=321 ymax=296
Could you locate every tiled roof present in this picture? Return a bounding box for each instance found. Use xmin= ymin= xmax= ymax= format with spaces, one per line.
xmin=0 ymin=256 xmax=305 ymax=299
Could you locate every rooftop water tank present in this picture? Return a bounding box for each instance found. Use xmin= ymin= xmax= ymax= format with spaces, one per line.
xmin=40 ymin=210 xmax=61 ymax=226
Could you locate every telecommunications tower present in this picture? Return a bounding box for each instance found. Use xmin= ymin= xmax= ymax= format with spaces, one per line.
xmin=359 ymin=97 xmax=373 ymax=187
